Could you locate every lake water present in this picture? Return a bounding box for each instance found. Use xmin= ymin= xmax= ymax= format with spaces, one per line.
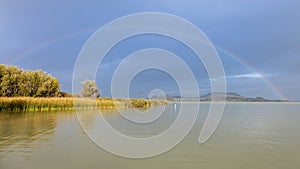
xmin=1 ymin=103 xmax=300 ymax=169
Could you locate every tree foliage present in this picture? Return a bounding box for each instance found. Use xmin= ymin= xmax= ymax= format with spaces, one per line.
xmin=0 ymin=64 xmax=60 ymax=97
xmin=80 ymin=80 xmax=100 ymax=98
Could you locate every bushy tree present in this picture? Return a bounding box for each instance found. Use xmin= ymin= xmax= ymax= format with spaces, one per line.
xmin=80 ymin=80 xmax=100 ymax=98
xmin=0 ymin=64 xmax=5 ymax=95
xmin=0 ymin=64 xmax=60 ymax=97
xmin=36 ymin=74 xmax=59 ymax=97
xmin=1 ymin=66 xmax=21 ymax=96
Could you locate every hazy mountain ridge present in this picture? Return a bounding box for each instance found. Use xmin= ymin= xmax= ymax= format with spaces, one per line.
xmin=158 ymin=93 xmax=289 ymax=102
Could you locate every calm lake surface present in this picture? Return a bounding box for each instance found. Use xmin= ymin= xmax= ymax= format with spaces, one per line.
xmin=1 ymin=103 xmax=300 ymax=169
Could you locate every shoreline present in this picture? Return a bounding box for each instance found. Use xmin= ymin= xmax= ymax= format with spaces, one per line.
xmin=169 ymin=101 xmax=299 ymax=104
xmin=0 ymin=97 xmax=168 ymax=112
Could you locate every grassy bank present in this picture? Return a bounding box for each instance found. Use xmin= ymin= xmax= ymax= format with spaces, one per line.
xmin=0 ymin=97 xmax=168 ymax=112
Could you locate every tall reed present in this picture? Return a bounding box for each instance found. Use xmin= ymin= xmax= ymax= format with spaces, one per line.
xmin=0 ymin=97 xmax=168 ymax=112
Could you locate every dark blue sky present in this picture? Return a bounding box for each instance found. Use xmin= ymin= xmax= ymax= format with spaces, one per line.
xmin=1 ymin=0 xmax=299 ymax=100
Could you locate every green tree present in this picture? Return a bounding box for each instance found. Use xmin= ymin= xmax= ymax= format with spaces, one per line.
xmin=36 ymin=75 xmax=59 ymax=97
xmin=80 ymin=80 xmax=100 ymax=98
xmin=0 ymin=64 xmax=7 ymax=95
xmin=0 ymin=64 xmax=60 ymax=97
xmin=1 ymin=66 xmax=21 ymax=96
xmin=17 ymin=70 xmax=31 ymax=96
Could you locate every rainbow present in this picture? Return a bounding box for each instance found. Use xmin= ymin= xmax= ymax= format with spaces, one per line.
xmin=5 ymin=28 xmax=288 ymax=100
xmin=215 ymin=46 xmax=287 ymax=100
xmin=6 ymin=27 xmax=96 ymax=63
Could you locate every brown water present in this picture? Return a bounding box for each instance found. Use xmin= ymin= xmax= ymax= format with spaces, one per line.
xmin=0 ymin=103 xmax=300 ymax=169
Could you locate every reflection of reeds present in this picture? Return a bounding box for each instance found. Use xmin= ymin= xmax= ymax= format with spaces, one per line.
xmin=0 ymin=97 xmax=168 ymax=112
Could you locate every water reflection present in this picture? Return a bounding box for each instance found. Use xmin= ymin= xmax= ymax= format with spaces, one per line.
xmin=0 ymin=103 xmax=299 ymax=169
xmin=0 ymin=112 xmax=72 ymax=157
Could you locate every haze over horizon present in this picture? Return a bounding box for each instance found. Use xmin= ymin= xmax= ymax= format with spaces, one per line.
xmin=1 ymin=0 xmax=299 ymax=101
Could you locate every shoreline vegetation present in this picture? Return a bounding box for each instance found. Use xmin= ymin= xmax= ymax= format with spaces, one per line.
xmin=0 ymin=64 xmax=167 ymax=113
xmin=0 ymin=97 xmax=168 ymax=112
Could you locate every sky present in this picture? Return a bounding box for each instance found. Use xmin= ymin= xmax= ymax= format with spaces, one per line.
xmin=0 ymin=0 xmax=300 ymax=100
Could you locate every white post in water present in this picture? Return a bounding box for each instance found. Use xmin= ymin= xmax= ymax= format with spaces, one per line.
xmin=173 ymin=103 xmax=177 ymax=120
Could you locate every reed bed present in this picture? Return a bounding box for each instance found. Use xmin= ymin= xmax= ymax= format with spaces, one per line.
xmin=0 ymin=97 xmax=168 ymax=112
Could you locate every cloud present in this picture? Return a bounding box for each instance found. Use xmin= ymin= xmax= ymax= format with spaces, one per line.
xmin=208 ymin=73 xmax=276 ymax=82
xmin=226 ymin=73 xmax=278 ymax=79
xmin=226 ymin=73 xmax=265 ymax=78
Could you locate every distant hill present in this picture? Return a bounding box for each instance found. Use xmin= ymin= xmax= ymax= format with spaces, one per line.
xmin=166 ymin=93 xmax=289 ymax=102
